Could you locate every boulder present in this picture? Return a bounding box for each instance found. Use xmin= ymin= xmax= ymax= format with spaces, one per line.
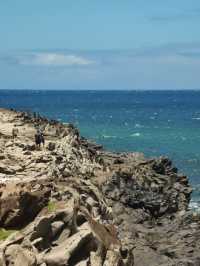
xmin=43 ymin=224 xmax=93 ymax=266
xmin=0 ymin=163 xmax=15 ymax=175
xmin=0 ymin=190 xmax=50 ymax=228
xmin=4 ymin=244 xmax=37 ymax=266
xmin=47 ymin=142 xmax=56 ymax=151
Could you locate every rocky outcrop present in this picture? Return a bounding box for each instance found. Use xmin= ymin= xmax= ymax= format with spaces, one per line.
xmin=0 ymin=108 xmax=199 ymax=266
xmin=100 ymin=156 xmax=200 ymax=265
xmin=102 ymin=157 xmax=191 ymax=218
xmin=0 ymin=183 xmax=50 ymax=228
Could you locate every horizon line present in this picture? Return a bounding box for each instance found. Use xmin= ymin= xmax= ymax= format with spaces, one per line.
xmin=0 ymin=88 xmax=200 ymax=92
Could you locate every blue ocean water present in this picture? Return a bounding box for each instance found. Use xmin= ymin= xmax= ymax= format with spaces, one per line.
xmin=1 ymin=90 xmax=200 ymax=207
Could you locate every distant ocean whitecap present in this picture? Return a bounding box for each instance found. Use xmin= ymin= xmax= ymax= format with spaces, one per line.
xmin=130 ymin=132 xmax=141 ymax=137
xmin=135 ymin=123 xmax=144 ymax=128
xmin=102 ymin=135 xmax=117 ymax=138
xmin=192 ymin=117 xmax=200 ymax=120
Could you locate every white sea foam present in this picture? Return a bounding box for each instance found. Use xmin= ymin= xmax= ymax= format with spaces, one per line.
xmin=192 ymin=117 xmax=200 ymax=120
xmin=135 ymin=123 xmax=144 ymax=128
xmin=189 ymin=201 xmax=200 ymax=211
xmin=130 ymin=132 xmax=141 ymax=137
xmin=102 ymin=135 xmax=117 ymax=138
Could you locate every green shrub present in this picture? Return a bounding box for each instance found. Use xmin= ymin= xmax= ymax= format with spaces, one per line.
xmin=47 ymin=201 xmax=56 ymax=213
xmin=0 ymin=228 xmax=17 ymax=241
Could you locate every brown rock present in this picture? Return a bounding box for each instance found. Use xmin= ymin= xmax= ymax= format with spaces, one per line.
xmin=44 ymin=224 xmax=93 ymax=266
xmin=4 ymin=244 xmax=37 ymax=266
xmin=0 ymin=190 xmax=50 ymax=228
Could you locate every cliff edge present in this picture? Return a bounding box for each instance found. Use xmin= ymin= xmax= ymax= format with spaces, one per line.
xmin=0 ymin=108 xmax=199 ymax=266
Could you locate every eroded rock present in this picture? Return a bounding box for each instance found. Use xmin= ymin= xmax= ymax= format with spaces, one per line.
xmin=0 ymin=188 xmax=50 ymax=228
xmin=0 ymin=108 xmax=198 ymax=266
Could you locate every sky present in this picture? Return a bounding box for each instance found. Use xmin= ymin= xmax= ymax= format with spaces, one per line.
xmin=0 ymin=0 xmax=200 ymax=90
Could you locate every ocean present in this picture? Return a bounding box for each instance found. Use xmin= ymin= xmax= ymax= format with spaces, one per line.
xmin=1 ymin=90 xmax=200 ymax=209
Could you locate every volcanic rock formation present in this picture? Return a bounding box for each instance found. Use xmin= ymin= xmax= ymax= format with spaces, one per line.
xmin=0 ymin=108 xmax=199 ymax=266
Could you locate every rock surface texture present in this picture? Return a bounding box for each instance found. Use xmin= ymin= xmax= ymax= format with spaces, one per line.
xmin=0 ymin=108 xmax=199 ymax=266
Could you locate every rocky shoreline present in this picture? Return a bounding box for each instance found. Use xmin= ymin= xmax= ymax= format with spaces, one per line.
xmin=0 ymin=108 xmax=199 ymax=266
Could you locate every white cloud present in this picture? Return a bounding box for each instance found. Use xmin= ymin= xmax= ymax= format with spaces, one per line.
xmin=16 ymin=52 xmax=94 ymax=66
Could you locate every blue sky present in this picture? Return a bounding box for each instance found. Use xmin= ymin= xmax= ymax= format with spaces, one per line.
xmin=0 ymin=0 xmax=200 ymax=90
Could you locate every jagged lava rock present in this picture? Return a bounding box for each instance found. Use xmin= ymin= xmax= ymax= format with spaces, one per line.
xmin=0 ymin=108 xmax=199 ymax=266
